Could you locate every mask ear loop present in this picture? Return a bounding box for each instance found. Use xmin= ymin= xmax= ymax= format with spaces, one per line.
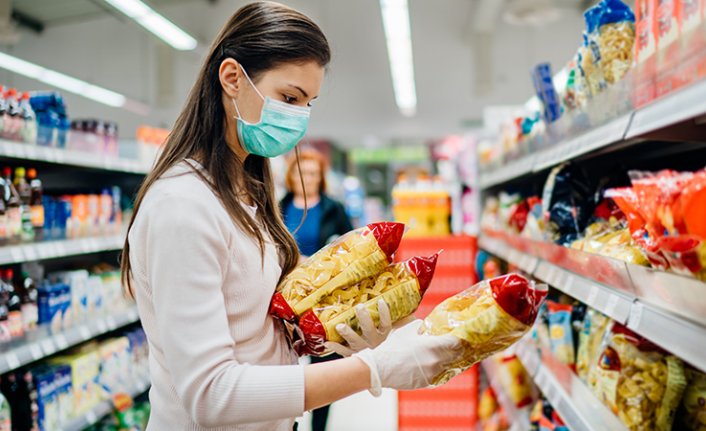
xmin=292 ymin=145 xmax=308 ymax=235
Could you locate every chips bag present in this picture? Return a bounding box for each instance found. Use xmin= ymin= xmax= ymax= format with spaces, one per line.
xmin=270 ymin=222 xmax=405 ymax=321
xmin=296 ymin=253 xmax=439 ymax=355
xmin=421 ymin=273 xmax=548 ymax=385
xmin=592 ymin=324 xmax=687 ymax=431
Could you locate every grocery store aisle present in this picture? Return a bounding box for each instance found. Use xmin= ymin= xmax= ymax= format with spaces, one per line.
xmin=297 ymin=389 xmax=398 ymax=431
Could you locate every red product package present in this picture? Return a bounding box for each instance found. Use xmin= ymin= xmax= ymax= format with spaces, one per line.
xmin=270 ymin=222 xmax=405 ymax=321
xmin=296 ymin=253 xmax=439 ymax=356
xmin=634 ymin=0 xmax=658 ymax=107
xmin=677 ymin=0 xmax=706 ymax=86
xmin=655 ymin=0 xmax=682 ymax=96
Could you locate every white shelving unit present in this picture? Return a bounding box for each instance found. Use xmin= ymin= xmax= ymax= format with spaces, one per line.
xmin=479 ymin=78 xmax=706 ymax=187
xmin=0 ymin=235 xmax=124 ymax=265
xmin=0 ymin=307 xmax=140 ymax=375
xmin=0 ymin=138 xmax=152 ymax=174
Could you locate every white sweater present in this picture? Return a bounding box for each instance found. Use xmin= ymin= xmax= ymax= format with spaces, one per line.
xmin=128 ymin=160 xmax=304 ymax=431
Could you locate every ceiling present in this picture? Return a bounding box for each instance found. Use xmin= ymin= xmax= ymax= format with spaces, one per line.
xmin=4 ymin=0 xmax=595 ymax=146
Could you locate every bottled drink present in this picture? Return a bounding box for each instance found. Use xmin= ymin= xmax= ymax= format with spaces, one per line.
xmin=0 ymin=86 xmax=8 ymax=140
xmin=4 ymin=89 xmax=22 ymax=141
xmin=0 ymin=377 xmax=10 ymax=431
xmin=27 ymin=169 xmax=43 ymax=241
xmin=0 ymin=174 xmax=7 ymax=247
xmin=19 ymin=92 xmax=37 ymax=144
xmin=3 ymin=269 xmax=22 ymax=339
xmin=20 ymin=271 xmax=38 ymax=332
xmin=0 ymin=273 xmax=10 ymax=342
xmin=14 ymin=167 xmax=33 ymax=242
xmin=4 ymin=168 xmax=21 ymax=244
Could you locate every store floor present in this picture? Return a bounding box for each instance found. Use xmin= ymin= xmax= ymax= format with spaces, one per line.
xmin=296 ymin=389 xmax=398 ymax=431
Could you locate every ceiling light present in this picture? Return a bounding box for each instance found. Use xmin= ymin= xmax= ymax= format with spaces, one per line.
xmin=380 ymin=0 xmax=417 ymax=117
xmin=0 ymin=51 xmax=127 ymax=108
xmin=104 ymin=0 xmax=197 ymax=51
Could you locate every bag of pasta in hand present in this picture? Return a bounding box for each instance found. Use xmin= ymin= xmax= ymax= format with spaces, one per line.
xmin=420 ymin=273 xmax=548 ymax=385
xmin=296 ymin=253 xmax=439 ymax=356
xmin=270 ymin=222 xmax=405 ymax=321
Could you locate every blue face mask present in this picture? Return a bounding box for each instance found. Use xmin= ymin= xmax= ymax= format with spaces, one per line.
xmin=232 ymin=66 xmax=310 ymax=158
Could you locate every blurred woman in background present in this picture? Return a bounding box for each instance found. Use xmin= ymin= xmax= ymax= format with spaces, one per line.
xmin=281 ymin=149 xmax=352 ymax=431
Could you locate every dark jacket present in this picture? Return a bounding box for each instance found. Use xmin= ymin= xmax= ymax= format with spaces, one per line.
xmin=280 ymin=192 xmax=353 ymax=249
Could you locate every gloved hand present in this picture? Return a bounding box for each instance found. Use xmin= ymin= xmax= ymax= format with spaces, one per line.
xmin=353 ymin=319 xmax=462 ymax=396
xmin=324 ymin=299 xmax=393 ymax=357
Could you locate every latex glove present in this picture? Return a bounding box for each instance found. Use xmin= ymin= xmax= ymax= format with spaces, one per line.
xmin=324 ymin=299 xmax=393 ymax=357
xmin=354 ymin=320 xmax=462 ymax=396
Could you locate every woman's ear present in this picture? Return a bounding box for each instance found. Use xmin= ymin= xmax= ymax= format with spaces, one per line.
xmin=219 ymin=58 xmax=242 ymax=99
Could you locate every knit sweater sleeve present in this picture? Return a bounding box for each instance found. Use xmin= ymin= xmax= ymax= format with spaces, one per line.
xmin=138 ymin=194 xmax=305 ymax=427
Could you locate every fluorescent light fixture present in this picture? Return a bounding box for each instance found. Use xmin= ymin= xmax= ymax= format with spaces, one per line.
xmin=0 ymin=51 xmax=127 ymax=108
xmin=105 ymin=0 xmax=197 ymax=51
xmin=380 ymin=0 xmax=417 ymax=117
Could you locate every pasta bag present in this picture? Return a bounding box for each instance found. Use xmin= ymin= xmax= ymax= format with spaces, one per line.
xmin=421 ymin=273 xmax=547 ymax=385
xmin=297 ymin=253 xmax=439 ymax=355
xmin=269 ymin=222 xmax=405 ymax=321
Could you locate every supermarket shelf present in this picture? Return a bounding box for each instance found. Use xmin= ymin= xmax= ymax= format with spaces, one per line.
xmin=515 ymin=339 xmax=629 ymax=431
xmin=479 ymin=79 xmax=706 ymax=188
xmin=627 ymin=78 xmax=706 ymax=139
xmin=61 ymin=376 xmax=151 ymax=431
xmin=0 ymin=235 xmax=124 ymax=265
xmin=0 ymin=138 xmax=152 ymax=174
xmin=479 ymin=231 xmax=706 ymax=374
xmin=0 ymin=306 xmax=140 ymax=375
xmin=481 ymin=358 xmax=531 ymax=431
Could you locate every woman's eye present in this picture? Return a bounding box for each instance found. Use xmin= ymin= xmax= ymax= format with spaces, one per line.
xmin=283 ymin=95 xmax=297 ymax=104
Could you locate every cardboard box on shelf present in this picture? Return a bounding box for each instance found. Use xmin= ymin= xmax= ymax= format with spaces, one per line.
xmin=655 ymin=0 xmax=682 ymax=97
xmin=634 ymin=0 xmax=658 ymax=106
xmin=677 ymin=0 xmax=706 ymax=85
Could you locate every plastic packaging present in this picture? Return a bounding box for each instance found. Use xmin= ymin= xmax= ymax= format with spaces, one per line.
xmin=547 ymin=301 xmax=576 ymax=370
xmin=270 ymin=222 xmax=405 ymax=320
xmin=678 ymin=368 xmax=706 ymax=431
xmin=592 ymin=324 xmax=687 ymax=431
xmin=296 ymin=253 xmax=439 ymax=356
xmin=421 ymin=273 xmax=548 ymax=385
xmin=585 ymin=0 xmax=636 ymax=85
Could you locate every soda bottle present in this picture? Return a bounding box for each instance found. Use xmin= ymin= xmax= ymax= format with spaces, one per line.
xmin=4 ymin=168 xmax=21 ymax=244
xmin=27 ymin=169 xmax=43 ymax=241
xmin=20 ymin=271 xmax=37 ymax=332
xmin=4 ymin=89 xmax=22 ymax=142
xmin=20 ymin=92 xmax=37 ymax=144
xmin=14 ymin=167 xmax=33 ymax=242
xmin=3 ymin=269 xmax=22 ymax=339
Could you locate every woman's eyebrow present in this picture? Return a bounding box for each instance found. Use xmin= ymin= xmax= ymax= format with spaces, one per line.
xmin=288 ymin=84 xmax=311 ymax=98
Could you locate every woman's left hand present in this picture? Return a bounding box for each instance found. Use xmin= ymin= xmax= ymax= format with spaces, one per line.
xmin=324 ymin=299 xmax=394 ymax=357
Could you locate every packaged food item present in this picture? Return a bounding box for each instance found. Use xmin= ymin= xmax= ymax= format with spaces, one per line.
xmin=478 ymin=386 xmax=499 ymax=421
xmin=293 ymin=253 xmax=439 ymax=355
xmin=547 ymin=301 xmax=576 ymax=370
xmin=532 ymin=63 xmax=562 ymax=124
xmin=577 ymin=309 xmax=611 ymax=382
xmin=655 ymin=0 xmax=681 ymax=96
xmin=421 ymin=273 xmax=547 ymax=385
xmin=579 ymin=31 xmax=608 ymax=96
xmin=592 ymin=324 xmax=687 ymax=431
xmin=677 ymin=0 xmax=706 ymax=87
xmin=270 ymin=222 xmax=405 ymax=320
xmin=498 ymin=355 xmax=534 ymax=408
xmin=678 ymin=367 xmax=706 ymax=430
xmin=634 ymin=0 xmax=658 ymax=106
xmin=585 ymin=0 xmax=636 ymax=86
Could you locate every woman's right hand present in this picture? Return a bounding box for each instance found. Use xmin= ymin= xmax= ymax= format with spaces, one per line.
xmin=353 ymin=319 xmax=462 ymax=396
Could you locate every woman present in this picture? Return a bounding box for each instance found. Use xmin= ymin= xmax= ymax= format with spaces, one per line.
xmin=281 ymin=149 xmax=353 ymax=258
xmin=121 ymin=2 xmax=460 ymax=430
xmin=281 ymin=150 xmax=352 ymax=431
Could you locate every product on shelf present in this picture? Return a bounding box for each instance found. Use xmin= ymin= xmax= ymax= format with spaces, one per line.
xmin=0 ymin=377 xmax=9 ymax=431
xmin=296 ymin=254 xmax=439 ymax=355
xmin=532 ymin=63 xmax=562 ymax=124
xmin=496 ymin=354 xmax=534 ymax=408
xmin=29 ymin=92 xmax=70 ymax=148
xmin=70 ymin=119 xmax=119 ymax=156
xmin=678 ymin=367 xmax=706 ymax=431
xmin=136 ymin=125 xmax=169 ymax=165
xmin=546 ymin=301 xmax=576 ymax=370
xmin=590 ymin=323 xmax=687 ymax=431
xmin=576 ymin=308 xmax=611 ymax=382
xmin=634 ymin=0 xmax=658 ymax=106
xmin=28 ymin=169 xmax=44 ymax=241
xmin=655 ymin=0 xmax=681 ymax=96
xmin=421 ymin=273 xmax=548 ymax=385
xmin=529 ymin=399 xmax=569 ymax=431
xmin=270 ymin=222 xmax=405 ymax=320
xmin=391 ymin=175 xmax=451 ymax=237
xmin=3 ymin=270 xmax=23 ymax=340
xmin=585 ymin=0 xmax=636 ymax=85
xmin=2 ymin=167 xmax=21 ymax=245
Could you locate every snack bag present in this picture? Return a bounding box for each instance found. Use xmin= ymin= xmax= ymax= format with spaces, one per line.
xmin=421 ymin=273 xmax=548 ymax=385
xmin=679 ymin=368 xmax=706 ymax=430
xmin=296 ymin=253 xmax=439 ymax=355
xmin=270 ymin=222 xmax=405 ymax=320
xmin=546 ymin=301 xmax=576 ymax=370
xmin=592 ymin=324 xmax=687 ymax=431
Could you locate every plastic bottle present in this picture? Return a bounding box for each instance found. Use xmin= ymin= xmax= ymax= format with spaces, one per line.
xmin=19 ymin=92 xmax=37 ymax=144
xmin=3 ymin=168 xmax=20 ymax=244
xmin=20 ymin=271 xmax=37 ymax=332
xmin=5 ymin=89 xmax=22 ymax=142
xmin=0 ymin=275 xmax=10 ymax=343
xmin=0 ymin=174 xmax=7 ymax=247
xmin=14 ymin=167 xmax=34 ymax=243
xmin=4 ymin=269 xmax=22 ymax=339
xmin=27 ymin=169 xmax=43 ymax=241
xmin=0 ymin=86 xmax=9 ymax=140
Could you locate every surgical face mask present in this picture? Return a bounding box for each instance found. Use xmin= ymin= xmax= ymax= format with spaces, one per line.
xmin=232 ymin=66 xmax=310 ymax=158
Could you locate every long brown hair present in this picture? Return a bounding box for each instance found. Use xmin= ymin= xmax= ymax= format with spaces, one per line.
xmin=120 ymin=1 xmax=331 ymax=294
